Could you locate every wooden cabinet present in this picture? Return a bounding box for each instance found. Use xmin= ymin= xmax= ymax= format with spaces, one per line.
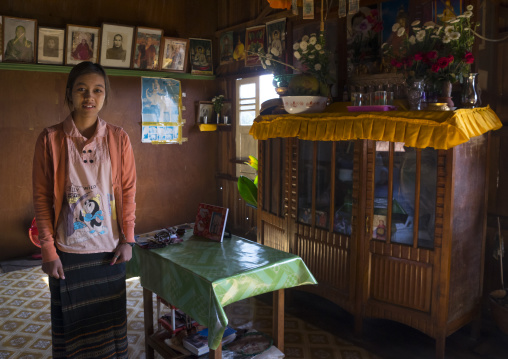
xmin=257 ymin=133 xmax=490 ymax=359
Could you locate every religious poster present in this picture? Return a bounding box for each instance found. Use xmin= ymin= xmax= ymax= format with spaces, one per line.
xmin=141 ymin=77 xmax=185 ymax=144
xmin=245 ymin=25 xmax=265 ymax=67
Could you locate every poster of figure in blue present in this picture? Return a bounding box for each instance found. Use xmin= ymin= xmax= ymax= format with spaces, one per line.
xmin=141 ymin=77 xmax=184 ymax=144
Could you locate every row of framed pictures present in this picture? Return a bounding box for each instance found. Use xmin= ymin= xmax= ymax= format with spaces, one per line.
xmin=0 ymin=15 xmax=213 ymax=75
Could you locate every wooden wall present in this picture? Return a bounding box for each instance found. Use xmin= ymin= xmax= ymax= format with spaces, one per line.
xmin=0 ymin=0 xmax=222 ymax=260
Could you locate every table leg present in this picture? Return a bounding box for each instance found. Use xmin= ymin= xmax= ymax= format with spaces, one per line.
xmin=209 ymin=344 xmax=222 ymax=359
xmin=273 ymin=289 xmax=284 ymax=352
xmin=143 ymin=288 xmax=155 ymax=359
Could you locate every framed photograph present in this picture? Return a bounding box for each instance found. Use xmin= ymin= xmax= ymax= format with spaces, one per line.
xmin=132 ymin=26 xmax=163 ymax=70
xmin=65 ymin=24 xmax=100 ymax=65
xmin=193 ymin=203 xmax=229 ymax=242
xmin=266 ymin=18 xmax=286 ymax=61
xmin=0 ymin=16 xmax=3 ymax=61
xmin=219 ymin=31 xmax=234 ymax=65
xmin=99 ymin=23 xmax=134 ymax=68
xmin=189 ymin=38 xmax=213 ymax=75
xmin=245 ymin=25 xmax=265 ymax=67
xmin=2 ymin=16 xmax=37 ymax=63
xmin=197 ymin=101 xmax=213 ymax=124
xmin=221 ymin=101 xmax=232 ymax=125
xmin=160 ymin=37 xmax=189 ymax=73
xmin=37 ymin=27 xmax=65 ymax=65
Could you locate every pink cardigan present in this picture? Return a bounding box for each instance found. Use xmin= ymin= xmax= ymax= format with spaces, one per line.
xmin=32 ymin=115 xmax=136 ymax=262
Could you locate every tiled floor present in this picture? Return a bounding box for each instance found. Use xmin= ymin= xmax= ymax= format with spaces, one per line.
xmin=2 ymin=257 xmax=507 ymax=359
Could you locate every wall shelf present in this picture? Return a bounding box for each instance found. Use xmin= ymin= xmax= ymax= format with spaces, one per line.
xmin=0 ymin=63 xmax=216 ymax=80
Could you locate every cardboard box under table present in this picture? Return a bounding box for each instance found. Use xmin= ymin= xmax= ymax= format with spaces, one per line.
xmin=127 ymin=230 xmax=317 ymax=358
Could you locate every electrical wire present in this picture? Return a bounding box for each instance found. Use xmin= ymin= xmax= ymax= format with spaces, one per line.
xmin=471 ymin=28 xmax=508 ymax=43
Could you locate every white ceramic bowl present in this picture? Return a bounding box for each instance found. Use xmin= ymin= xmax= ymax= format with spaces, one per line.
xmin=282 ymin=96 xmax=328 ymax=114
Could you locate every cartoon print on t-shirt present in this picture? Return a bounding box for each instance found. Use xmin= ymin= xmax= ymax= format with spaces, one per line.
xmin=73 ymin=193 xmax=109 ymax=235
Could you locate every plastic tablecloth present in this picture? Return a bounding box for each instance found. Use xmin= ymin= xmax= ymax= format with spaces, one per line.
xmin=126 ymin=230 xmax=317 ymax=350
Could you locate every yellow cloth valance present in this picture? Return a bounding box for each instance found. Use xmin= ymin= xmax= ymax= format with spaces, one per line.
xmin=249 ymin=103 xmax=502 ymax=149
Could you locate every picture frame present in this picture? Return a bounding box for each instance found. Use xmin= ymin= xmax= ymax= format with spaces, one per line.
xmin=189 ymin=38 xmax=213 ymax=75
xmin=160 ymin=37 xmax=189 ymax=73
xmin=37 ymin=27 xmax=65 ymax=65
xmin=245 ymin=25 xmax=265 ymax=67
xmin=65 ymin=24 xmax=100 ymax=65
xmin=0 ymin=16 xmax=3 ymax=62
xmin=220 ymin=101 xmax=232 ymax=125
xmin=2 ymin=16 xmax=37 ymax=63
xmin=197 ymin=101 xmax=213 ymax=124
xmin=219 ymin=31 xmax=234 ymax=65
xmin=193 ymin=203 xmax=229 ymax=242
xmin=132 ymin=26 xmax=163 ymax=70
xmin=99 ymin=23 xmax=134 ymax=69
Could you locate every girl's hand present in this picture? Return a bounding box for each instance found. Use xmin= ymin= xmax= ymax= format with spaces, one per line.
xmin=111 ymin=243 xmax=133 ymax=265
xmin=42 ymin=258 xmax=65 ymax=279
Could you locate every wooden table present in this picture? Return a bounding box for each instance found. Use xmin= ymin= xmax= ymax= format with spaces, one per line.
xmin=127 ymin=230 xmax=317 ymax=358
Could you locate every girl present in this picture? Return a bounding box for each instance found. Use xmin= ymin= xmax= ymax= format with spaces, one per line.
xmin=32 ymin=61 xmax=136 ymax=358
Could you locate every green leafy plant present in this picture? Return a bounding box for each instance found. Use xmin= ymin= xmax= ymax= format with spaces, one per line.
xmin=212 ymin=95 xmax=225 ymax=114
xmin=237 ymin=156 xmax=258 ymax=209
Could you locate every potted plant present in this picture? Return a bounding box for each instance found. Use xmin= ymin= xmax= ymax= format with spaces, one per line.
xmin=237 ymin=156 xmax=258 ymax=209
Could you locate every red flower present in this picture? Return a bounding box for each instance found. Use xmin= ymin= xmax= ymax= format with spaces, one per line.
xmin=425 ymin=51 xmax=438 ymax=60
xmin=414 ymin=52 xmax=424 ymax=61
xmin=390 ymin=59 xmax=402 ymax=69
xmin=447 ymin=55 xmax=454 ymax=63
xmin=404 ymin=57 xmax=414 ymax=67
xmin=464 ymin=52 xmax=474 ymax=64
xmin=372 ymin=22 xmax=383 ymax=33
xmin=437 ymin=57 xmax=450 ymax=69
xmin=431 ymin=63 xmax=441 ymax=73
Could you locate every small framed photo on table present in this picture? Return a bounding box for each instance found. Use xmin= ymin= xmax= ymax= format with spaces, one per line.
xmin=160 ymin=37 xmax=189 ymax=73
xmin=37 ymin=27 xmax=65 ymax=65
xmin=2 ymin=16 xmax=37 ymax=63
xmin=132 ymin=26 xmax=163 ymax=70
xmin=99 ymin=23 xmax=134 ymax=69
xmin=65 ymin=24 xmax=100 ymax=65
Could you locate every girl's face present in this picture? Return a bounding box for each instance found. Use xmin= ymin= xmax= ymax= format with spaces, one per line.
xmin=70 ymin=73 xmax=106 ymax=118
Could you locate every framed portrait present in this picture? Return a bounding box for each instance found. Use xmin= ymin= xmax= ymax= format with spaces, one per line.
xmin=197 ymin=101 xmax=213 ymax=124
xmin=232 ymin=30 xmax=246 ymax=62
xmin=221 ymin=101 xmax=232 ymax=125
xmin=99 ymin=23 xmax=134 ymax=68
xmin=2 ymin=16 xmax=37 ymax=63
xmin=245 ymin=25 xmax=265 ymax=67
xmin=219 ymin=31 xmax=234 ymax=65
xmin=160 ymin=37 xmax=189 ymax=73
xmin=65 ymin=24 xmax=100 ymax=65
xmin=266 ymin=19 xmax=286 ymax=62
xmin=189 ymin=38 xmax=213 ymax=75
xmin=132 ymin=26 xmax=163 ymax=70
xmin=37 ymin=27 xmax=65 ymax=65
xmin=0 ymin=16 xmax=3 ymax=61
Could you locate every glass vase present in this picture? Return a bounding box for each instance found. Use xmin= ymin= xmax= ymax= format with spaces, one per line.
xmin=461 ymin=73 xmax=479 ymax=109
xmin=438 ymin=80 xmax=454 ymax=109
xmin=407 ymin=79 xmax=424 ymax=111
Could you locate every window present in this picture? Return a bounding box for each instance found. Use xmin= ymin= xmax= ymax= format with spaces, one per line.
xmin=235 ymin=74 xmax=278 ymax=178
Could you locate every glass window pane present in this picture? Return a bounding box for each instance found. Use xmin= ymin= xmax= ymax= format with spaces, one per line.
xmin=316 ymin=142 xmax=332 ymax=229
xmin=373 ymin=141 xmax=390 ymax=241
xmin=334 ymin=141 xmax=354 ymax=236
xmin=260 ymin=74 xmax=278 ymax=106
xmin=418 ymin=148 xmax=437 ymax=249
xmin=240 ymin=83 xmax=255 ymax=99
xmin=391 ymin=146 xmax=415 ymax=245
xmin=240 ymin=105 xmax=256 ymax=111
xmin=240 ymin=99 xmax=256 ymax=105
xmin=298 ymin=140 xmax=313 ymax=225
xmin=239 ymin=111 xmax=256 ymax=126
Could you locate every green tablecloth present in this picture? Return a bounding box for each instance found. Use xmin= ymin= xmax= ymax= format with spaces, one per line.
xmin=126 ymin=230 xmax=317 ymax=350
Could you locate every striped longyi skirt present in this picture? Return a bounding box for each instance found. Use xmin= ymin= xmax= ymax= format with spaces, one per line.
xmin=49 ymin=250 xmax=128 ymax=359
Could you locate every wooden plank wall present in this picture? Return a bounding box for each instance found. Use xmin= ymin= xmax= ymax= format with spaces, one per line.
xmin=0 ymin=0 xmax=221 ymax=260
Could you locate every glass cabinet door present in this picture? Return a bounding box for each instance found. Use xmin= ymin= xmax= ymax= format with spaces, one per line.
xmin=297 ymin=140 xmax=354 ymax=236
xmin=372 ymin=141 xmax=437 ymax=248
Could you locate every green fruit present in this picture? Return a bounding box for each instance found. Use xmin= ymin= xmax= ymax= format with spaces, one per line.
xmin=287 ymin=74 xmax=320 ymax=96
